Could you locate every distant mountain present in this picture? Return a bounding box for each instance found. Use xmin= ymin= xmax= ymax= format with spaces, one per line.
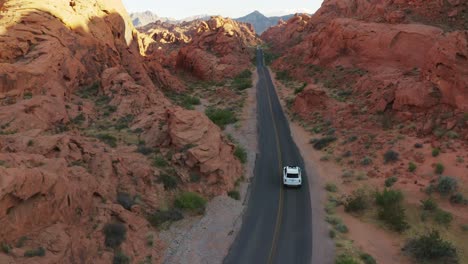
xmin=130 ymin=11 xmax=210 ymax=27
xmin=235 ymin=11 xmax=295 ymax=34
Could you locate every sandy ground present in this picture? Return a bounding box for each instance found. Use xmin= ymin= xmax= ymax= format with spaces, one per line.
xmin=159 ymin=70 xmax=259 ymax=264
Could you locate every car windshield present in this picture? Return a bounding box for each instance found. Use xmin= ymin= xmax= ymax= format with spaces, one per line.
xmin=286 ymin=173 xmax=299 ymax=178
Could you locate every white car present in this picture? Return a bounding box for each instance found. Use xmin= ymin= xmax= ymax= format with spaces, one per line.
xmin=283 ymin=166 xmax=302 ymax=187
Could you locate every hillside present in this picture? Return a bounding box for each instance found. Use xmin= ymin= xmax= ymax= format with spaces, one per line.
xmin=262 ymin=0 xmax=467 ymax=263
xmin=0 ymin=1 xmax=250 ymax=263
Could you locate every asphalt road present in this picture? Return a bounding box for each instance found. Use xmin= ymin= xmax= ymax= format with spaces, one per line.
xmin=224 ymin=49 xmax=312 ymax=264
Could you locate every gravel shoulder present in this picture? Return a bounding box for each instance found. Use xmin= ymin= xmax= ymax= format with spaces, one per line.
xmin=159 ymin=70 xmax=259 ymax=264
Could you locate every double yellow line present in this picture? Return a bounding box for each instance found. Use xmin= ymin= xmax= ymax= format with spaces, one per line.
xmin=259 ymin=52 xmax=285 ymax=264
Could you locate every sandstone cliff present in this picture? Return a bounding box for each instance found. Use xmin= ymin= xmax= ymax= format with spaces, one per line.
xmin=0 ymin=0 xmax=242 ymax=263
xmin=262 ymin=0 xmax=467 ymax=138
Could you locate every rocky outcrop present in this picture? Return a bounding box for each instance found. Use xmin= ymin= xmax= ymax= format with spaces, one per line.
xmin=176 ymin=16 xmax=260 ymax=81
xmin=0 ymin=0 xmax=243 ymax=263
xmin=262 ymin=0 xmax=468 ymax=137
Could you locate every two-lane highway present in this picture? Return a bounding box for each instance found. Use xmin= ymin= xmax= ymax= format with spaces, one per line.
xmin=224 ymin=49 xmax=312 ymax=264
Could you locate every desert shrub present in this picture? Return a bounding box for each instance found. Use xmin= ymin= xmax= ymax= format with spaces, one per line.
xmin=174 ymin=192 xmax=206 ymax=212
xmin=228 ymin=190 xmax=240 ymax=200
xmin=153 ymin=155 xmax=168 ymax=168
xmin=421 ymin=198 xmax=438 ymax=211
xmin=136 ymin=145 xmax=153 ymax=155
xmin=437 ymin=176 xmax=458 ymax=195
xmin=147 ymin=209 xmax=183 ymax=228
xmin=385 ymin=176 xmax=398 ymax=187
xmin=96 ymin=134 xmax=117 ymax=148
xmin=344 ymin=189 xmax=369 ymax=213
xmin=435 ymin=210 xmax=453 ymax=227
xmin=24 ymin=247 xmax=45 ymax=257
xmin=335 ymin=223 xmax=348 ymax=233
xmin=232 ymin=70 xmax=252 ymax=90
xmin=408 ymin=162 xmax=417 ymax=172
xmin=335 ymin=254 xmax=359 ymax=264
xmin=329 ymin=229 xmax=336 ymax=238
xmin=414 ymin=143 xmax=423 ymax=148
xmin=432 ymin=148 xmax=440 ymax=157
xmin=113 ymin=251 xmax=130 ymax=264
xmin=15 ymin=236 xmax=28 ymax=248
xmin=115 ymin=115 xmax=134 ymax=130
xmin=117 ymin=192 xmax=134 ymax=210
xmin=103 ymin=222 xmax=127 ymax=248
xmin=76 ymin=82 xmax=100 ymax=98
xmin=181 ymin=95 xmax=201 ymax=109
xmin=325 ymin=183 xmax=338 ymax=192
xmin=461 ymin=225 xmax=468 ymax=232
xmin=190 ymin=173 xmax=201 ymax=183
xmin=276 ymin=70 xmax=292 ymax=81
xmin=311 ymin=136 xmax=337 ymax=150
xmin=360 ymin=156 xmax=373 ymax=166
xmin=205 ymin=107 xmax=237 ymax=129
xmin=71 ymin=113 xmax=86 ymax=125
xmin=375 ymin=189 xmax=409 ymax=232
xmin=383 ymin=150 xmax=399 ymax=163
xmin=294 ymin=83 xmax=307 ymax=94
xmin=1 ymin=242 xmax=11 ymax=254
xmin=435 ymin=163 xmax=445 ymax=174
xmin=449 ymin=193 xmax=465 ymax=204
xmin=234 ymin=145 xmax=247 ymax=164
xmin=159 ymin=174 xmax=178 ymax=190
xmin=360 ymin=253 xmax=377 ymax=264
xmin=404 ymin=230 xmax=457 ymax=263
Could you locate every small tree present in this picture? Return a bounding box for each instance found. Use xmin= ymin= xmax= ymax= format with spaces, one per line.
xmin=404 ymin=230 xmax=457 ymax=263
xmin=375 ymin=189 xmax=409 ymax=232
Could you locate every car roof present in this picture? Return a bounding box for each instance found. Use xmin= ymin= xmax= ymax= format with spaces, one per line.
xmin=285 ymin=166 xmax=300 ymax=173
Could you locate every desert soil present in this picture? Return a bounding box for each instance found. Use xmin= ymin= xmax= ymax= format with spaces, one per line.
xmin=159 ymin=70 xmax=259 ymax=264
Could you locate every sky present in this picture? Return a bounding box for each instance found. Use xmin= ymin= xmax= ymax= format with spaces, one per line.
xmin=122 ymin=0 xmax=324 ymax=19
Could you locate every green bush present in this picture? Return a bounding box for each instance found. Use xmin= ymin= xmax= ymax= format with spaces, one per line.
xmin=205 ymin=108 xmax=237 ymax=129
xmin=437 ymin=176 xmax=458 ymax=195
xmin=24 ymin=247 xmax=45 ymax=257
xmin=137 ymin=145 xmax=153 ymax=155
xmin=115 ymin=115 xmax=134 ymax=130
xmin=159 ymin=173 xmax=178 ymax=190
xmin=435 ymin=163 xmax=445 ymax=174
xmin=335 ymin=223 xmax=349 ymax=233
xmin=113 ymin=251 xmax=130 ymax=264
xmin=360 ymin=253 xmax=376 ymax=264
xmin=232 ymin=70 xmax=253 ymax=90
xmin=434 ymin=210 xmax=453 ymax=227
xmin=15 ymin=236 xmax=28 ymax=248
xmin=335 ymin=254 xmax=359 ymax=264
xmin=96 ymin=134 xmax=117 ymax=148
xmin=147 ymin=209 xmax=183 ymax=228
xmin=404 ymin=230 xmax=457 ymax=263
xmin=449 ymin=193 xmax=465 ymax=204
xmin=421 ymin=198 xmax=438 ymax=211
xmin=408 ymin=162 xmax=417 ymax=172
xmin=294 ymin=83 xmax=307 ymax=94
xmin=174 ymin=192 xmax=206 ymax=212
xmin=234 ymin=145 xmax=247 ymax=164
xmin=153 ymin=155 xmax=168 ymax=168
xmin=228 ymin=190 xmax=240 ymax=200
xmin=276 ymin=70 xmax=292 ymax=81
xmin=375 ymin=189 xmax=409 ymax=232
xmin=103 ymin=222 xmax=127 ymax=248
xmin=384 ymin=176 xmax=398 ymax=187
xmin=181 ymin=95 xmax=201 ymax=109
xmin=190 ymin=173 xmax=201 ymax=183
xmin=432 ymin=148 xmax=440 ymax=157
xmin=311 ymin=136 xmax=337 ymax=150
xmin=360 ymin=157 xmax=373 ymax=166
xmin=383 ymin=150 xmax=399 ymax=163
xmin=344 ymin=189 xmax=369 ymax=213
xmin=325 ymin=183 xmax=338 ymax=192
xmin=1 ymin=242 xmax=11 ymax=254
xmin=117 ymin=192 xmax=134 ymax=210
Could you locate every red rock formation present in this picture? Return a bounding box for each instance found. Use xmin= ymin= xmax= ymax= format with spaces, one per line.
xmin=0 ymin=0 xmax=243 ymax=263
xmin=262 ymin=0 xmax=467 ymax=137
xmin=176 ymin=16 xmax=260 ymax=81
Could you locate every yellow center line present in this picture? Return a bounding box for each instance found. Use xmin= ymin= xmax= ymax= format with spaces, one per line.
xmin=261 ymin=57 xmax=285 ymax=264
